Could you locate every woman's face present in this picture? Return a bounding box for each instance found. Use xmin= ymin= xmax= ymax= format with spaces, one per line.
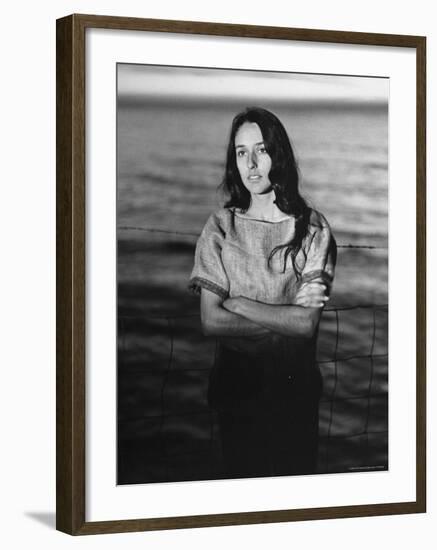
xmin=234 ymin=122 xmax=273 ymax=196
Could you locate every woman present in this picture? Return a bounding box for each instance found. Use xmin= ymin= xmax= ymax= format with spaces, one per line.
xmin=189 ymin=107 xmax=336 ymax=479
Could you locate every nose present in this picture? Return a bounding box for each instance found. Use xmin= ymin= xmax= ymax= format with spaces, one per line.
xmin=247 ymin=150 xmax=257 ymax=169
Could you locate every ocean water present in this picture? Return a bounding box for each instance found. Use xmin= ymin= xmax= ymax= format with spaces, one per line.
xmin=117 ymin=102 xmax=389 ymax=483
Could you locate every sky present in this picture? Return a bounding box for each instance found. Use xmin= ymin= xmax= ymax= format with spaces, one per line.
xmin=117 ymin=64 xmax=389 ymax=105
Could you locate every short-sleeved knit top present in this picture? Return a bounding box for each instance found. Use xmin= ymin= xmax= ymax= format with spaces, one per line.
xmin=189 ymin=207 xmax=336 ymax=305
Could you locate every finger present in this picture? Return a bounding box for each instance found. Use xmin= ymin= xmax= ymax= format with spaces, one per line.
xmin=300 ymin=281 xmax=326 ymax=290
xmin=299 ymin=290 xmax=328 ymax=300
xmin=304 ymin=287 xmax=328 ymax=295
xmin=296 ymin=284 xmax=326 ymax=294
xmin=295 ymin=299 xmax=325 ymax=308
xmin=298 ymin=285 xmax=327 ymax=297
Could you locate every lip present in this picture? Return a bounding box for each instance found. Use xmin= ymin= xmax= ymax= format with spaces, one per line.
xmin=248 ymin=175 xmax=262 ymax=180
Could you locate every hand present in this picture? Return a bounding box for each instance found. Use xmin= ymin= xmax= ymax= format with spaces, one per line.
xmin=222 ymin=296 xmax=246 ymax=314
xmin=293 ymin=282 xmax=329 ymax=308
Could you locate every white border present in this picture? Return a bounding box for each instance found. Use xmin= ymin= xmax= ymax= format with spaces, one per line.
xmin=86 ymin=28 xmax=416 ymax=522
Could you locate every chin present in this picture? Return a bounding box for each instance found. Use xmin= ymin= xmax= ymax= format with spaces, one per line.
xmin=248 ymin=183 xmax=273 ymax=195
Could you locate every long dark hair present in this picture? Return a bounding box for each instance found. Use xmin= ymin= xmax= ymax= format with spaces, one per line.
xmin=222 ymin=106 xmax=311 ymax=278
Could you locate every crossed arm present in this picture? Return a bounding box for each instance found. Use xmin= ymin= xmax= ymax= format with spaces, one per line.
xmin=200 ymin=282 xmax=328 ymax=340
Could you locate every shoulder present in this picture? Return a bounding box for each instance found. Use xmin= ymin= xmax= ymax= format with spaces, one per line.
xmin=308 ymin=209 xmax=332 ymax=234
xmin=201 ymin=207 xmax=233 ymax=237
xmin=305 ymin=209 xmax=336 ymax=255
xmin=210 ymin=207 xmax=234 ymax=224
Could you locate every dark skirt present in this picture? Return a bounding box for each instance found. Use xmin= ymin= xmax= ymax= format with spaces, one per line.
xmin=208 ymin=338 xmax=323 ymax=479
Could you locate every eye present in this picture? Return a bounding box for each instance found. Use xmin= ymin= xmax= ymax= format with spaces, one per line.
xmin=257 ymin=145 xmax=267 ymax=154
xmin=236 ymin=149 xmax=246 ymax=157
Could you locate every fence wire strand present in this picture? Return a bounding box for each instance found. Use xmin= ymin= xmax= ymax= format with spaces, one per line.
xmin=118 ymin=225 xmax=388 ymax=249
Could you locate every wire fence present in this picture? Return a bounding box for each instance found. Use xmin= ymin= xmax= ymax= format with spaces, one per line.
xmin=317 ymin=304 xmax=388 ymax=474
xmin=117 ymin=226 xmax=388 ymax=483
xmin=118 ymin=225 xmax=388 ymax=250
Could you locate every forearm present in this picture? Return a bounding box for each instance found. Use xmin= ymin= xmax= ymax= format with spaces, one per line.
xmin=201 ymin=302 xmax=270 ymax=338
xmin=226 ymin=298 xmax=320 ymax=338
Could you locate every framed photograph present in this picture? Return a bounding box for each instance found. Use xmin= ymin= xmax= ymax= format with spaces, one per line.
xmin=56 ymin=14 xmax=426 ymax=535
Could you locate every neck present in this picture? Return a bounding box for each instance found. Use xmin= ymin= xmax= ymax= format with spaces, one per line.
xmin=246 ymin=190 xmax=286 ymax=221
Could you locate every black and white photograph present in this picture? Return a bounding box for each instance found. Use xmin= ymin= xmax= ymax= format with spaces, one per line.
xmin=116 ymin=63 xmax=389 ymax=485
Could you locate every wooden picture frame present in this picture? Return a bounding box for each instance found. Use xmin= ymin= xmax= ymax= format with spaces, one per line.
xmin=56 ymin=13 xmax=426 ymax=535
